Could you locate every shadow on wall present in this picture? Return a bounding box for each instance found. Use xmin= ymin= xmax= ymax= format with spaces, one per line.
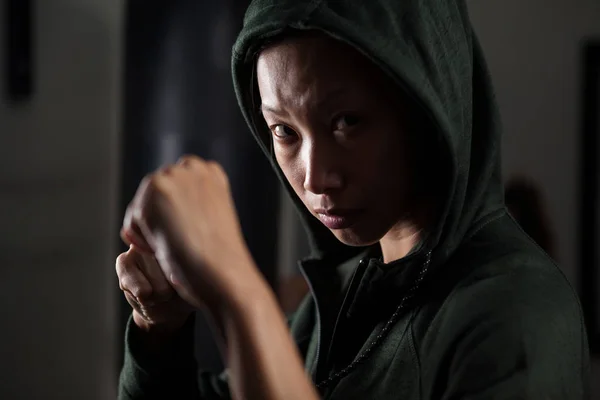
xmin=505 ymin=176 xmax=557 ymax=260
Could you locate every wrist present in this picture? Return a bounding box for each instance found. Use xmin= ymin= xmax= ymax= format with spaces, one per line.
xmin=194 ymin=248 xmax=271 ymax=310
xmin=202 ymin=274 xmax=280 ymax=361
xmin=200 ymin=263 xmax=275 ymax=322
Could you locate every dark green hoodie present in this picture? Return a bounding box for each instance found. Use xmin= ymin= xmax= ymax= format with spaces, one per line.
xmin=118 ymin=0 xmax=590 ymax=399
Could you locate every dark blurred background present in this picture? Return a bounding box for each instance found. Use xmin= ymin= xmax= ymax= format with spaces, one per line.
xmin=1 ymin=0 xmax=599 ymax=398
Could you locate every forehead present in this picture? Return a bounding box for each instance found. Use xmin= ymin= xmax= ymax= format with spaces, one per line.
xmin=256 ymin=33 xmax=389 ymax=107
xmin=257 ymin=32 xmax=362 ymax=73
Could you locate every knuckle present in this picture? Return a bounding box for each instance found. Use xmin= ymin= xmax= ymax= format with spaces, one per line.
xmin=151 ymin=176 xmax=171 ymax=198
xmin=141 ymin=174 xmax=164 ymax=196
xmin=115 ymin=252 xmax=131 ymax=275
xmin=131 ymin=176 xmax=162 ymax=219
xmin=118 ymin=270 xmax=153 ymax=300
xmin=118 ymin=275 xmax=134 ymax=293
xmin=178 ymin=155 xmax=206 ymax=172
xmin=178 ymin=154 xmax=200 ymax=164
xmin=206 ymin=159 xmax=221 ymax=170
xmin=135 ymin=201 xmax=153 ymax=225
xmin=158 ymin=164 xmax=173 ymax=175
xmin=207 ymin=160 xmax=227 ymax=180
xmin=139 ymin=174 xmax=154 ymax=190
xmin=130 ymin=284 xmax=152 ymax=301
xmin=133 ymin=180 xmax=166 ymax=225
xmin=146 ymin=174 xmax=163 ymax=193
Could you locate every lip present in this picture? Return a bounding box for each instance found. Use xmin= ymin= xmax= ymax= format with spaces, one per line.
xmin=314 ymin=209 xmax=363 ymax=230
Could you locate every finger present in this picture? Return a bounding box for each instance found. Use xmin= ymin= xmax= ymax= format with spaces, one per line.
xmin=179 ymin=156 xmax=218 ymax=180
xmin=177 ymin=154 xmax=202 ymax=168
xmin=120 ymin=226 xmax=153 ymax=254
xmin=122 ymin=177 xmax=155 ymax=253
xmin=133 ymin=248 xmax=175 ymax=302
xmin=123 ymin=290 xmax=142 ymax=312
xmin=206 ymin=160 xmax=229 ymax=187
xmin=158 ymin=163 xmax=174 ymax=175
xmin=116 ymin=250 xmax=154 ymax=303
xmin=124 ymin=292 xmax=155 ymax=323
xmin=123 ymin=175 xmax=165 ymax=252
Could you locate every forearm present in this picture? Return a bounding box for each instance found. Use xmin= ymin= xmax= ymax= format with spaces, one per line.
xmin=207 ymin=275 xmax=318 ymax=400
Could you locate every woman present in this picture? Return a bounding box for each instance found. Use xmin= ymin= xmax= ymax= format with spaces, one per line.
xmin=117 ymin=0 xmax=590 ymax=399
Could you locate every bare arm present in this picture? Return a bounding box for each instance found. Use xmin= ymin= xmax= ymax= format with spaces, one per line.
xmin=120 ymin=156 xmax=319 ymax=400
xmin=204 ymin=271 xmax=319 ymax=400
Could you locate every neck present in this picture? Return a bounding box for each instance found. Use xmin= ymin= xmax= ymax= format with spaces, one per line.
xmin=378 ymin=224 xmax=422 ymax=263
xmin=379 ymin=193 xmax=440 ymax=263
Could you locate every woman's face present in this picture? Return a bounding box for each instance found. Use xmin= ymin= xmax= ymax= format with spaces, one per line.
xmin=256 ymin=32 xmax=419 ymax=247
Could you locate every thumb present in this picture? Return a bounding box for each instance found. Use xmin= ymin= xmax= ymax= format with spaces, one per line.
xmin=120 ymin=226 xmax=154 ymax=254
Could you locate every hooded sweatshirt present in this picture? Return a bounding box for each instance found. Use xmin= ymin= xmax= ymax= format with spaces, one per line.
xmin=118 ymin=0 xmax=590 ymax=399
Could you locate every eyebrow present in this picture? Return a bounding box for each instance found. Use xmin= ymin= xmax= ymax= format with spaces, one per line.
xmin=259 ymin=87 xmax=349 ymax=116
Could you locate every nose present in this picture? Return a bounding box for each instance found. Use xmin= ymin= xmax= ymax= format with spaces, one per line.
xmin=302 ymin=140 xmax=344 ymax=194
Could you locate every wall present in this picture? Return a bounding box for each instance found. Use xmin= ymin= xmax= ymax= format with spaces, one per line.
xmin=0 ymin=1 xmax=122 ymax=399
xmin=468 ymin=0 xmax=600 ymax=396
xmin=469 ymin=0 xmax=600 ymax=285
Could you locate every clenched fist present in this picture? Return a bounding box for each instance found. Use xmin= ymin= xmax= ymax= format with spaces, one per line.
xmin=116 ymin=246 xmax=194 ymax=334
xmin=120 ymin=155 xmax=261 ymax=312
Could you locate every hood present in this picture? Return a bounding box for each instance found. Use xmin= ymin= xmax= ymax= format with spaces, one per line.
xmin=231 ymin=0 xmax=505 ymax=268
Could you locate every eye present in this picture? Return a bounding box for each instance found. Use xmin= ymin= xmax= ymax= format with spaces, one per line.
xmin=333 ymin=114 xmax=361 ymax=131
xmin=272 ymin=124 xmax=297 ymax=139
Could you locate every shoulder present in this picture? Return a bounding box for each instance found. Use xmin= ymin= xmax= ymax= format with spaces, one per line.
xmin=447 ymin=256 xmax=578 ymax=324
xmin=417 ymin=234 xmax=589 ymax=398
xmin=431 ymin=213 xmax=582 ymax=331
xmin=416 ymin=218 xmax=589 ymax=396
xmin=429 ymin=230 xmax=584 ymax=347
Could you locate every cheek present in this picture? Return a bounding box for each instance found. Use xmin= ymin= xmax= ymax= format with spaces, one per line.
xmin=358 ymin=138 xmax=405 ymax=180
xmin=275 ymin=153 xmax=307 ymax=202
xmin=355 ymin=132 xmax=414 ymax=204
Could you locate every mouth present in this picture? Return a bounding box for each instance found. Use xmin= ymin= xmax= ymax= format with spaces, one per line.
xmin=314 ymin=208 xmax=364 ymax=230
